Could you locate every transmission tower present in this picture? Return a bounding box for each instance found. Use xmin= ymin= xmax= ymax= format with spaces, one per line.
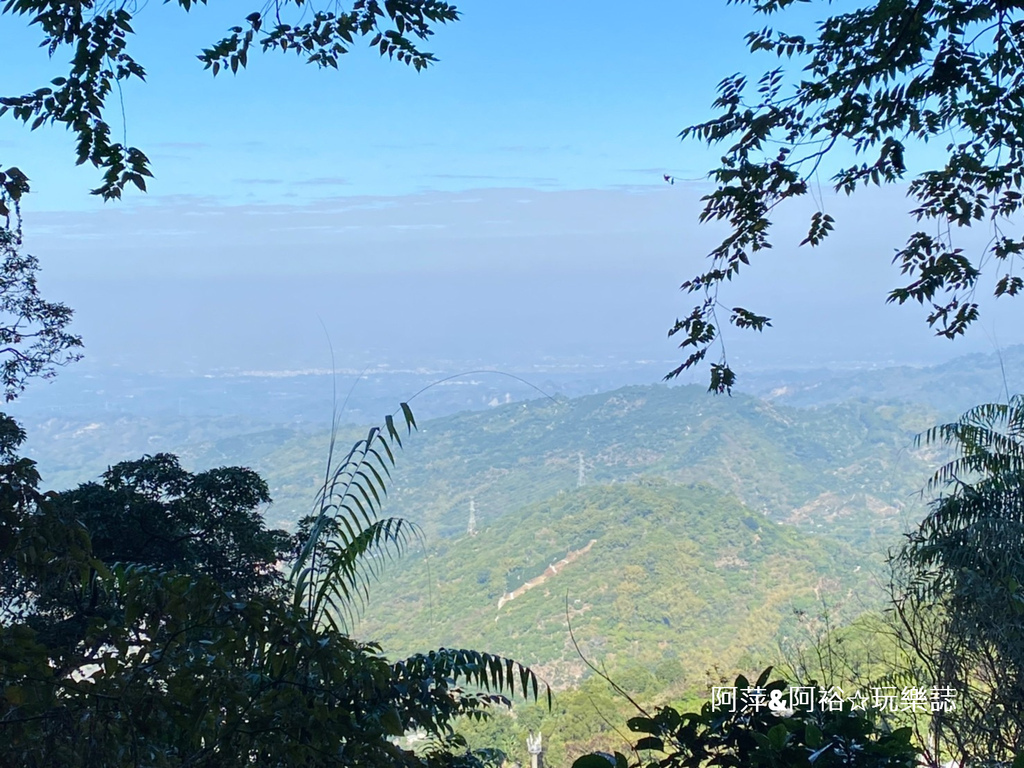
xmin=468 ymin=497 xmax=477 ymax=537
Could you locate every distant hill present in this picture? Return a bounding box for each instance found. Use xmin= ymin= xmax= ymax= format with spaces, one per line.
xmin=172 ymin=384 xmax=935 ymax=555
xmin=744 ymin=345 xmax=1024 ymax=413
xmin=18 ymin=376 xmax=941 ymax=557
xmin=10 ymin=360 xmax=674 ymax=488
xmin=15 ymin=345 xmax=1022 ymax=503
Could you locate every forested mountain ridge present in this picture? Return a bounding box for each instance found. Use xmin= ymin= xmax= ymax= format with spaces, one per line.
xmin=747 ymin=345 xmax=1024 ymax=412
xmin=20 ymin=382 xmax=939 ymax=550
xmin=355 ymin=481 xmax=866 ymax=689
xmin=16 ymin=345 xmax=1020 ymax=500
xmin=165 ymin=384 xmax=934 ymax=555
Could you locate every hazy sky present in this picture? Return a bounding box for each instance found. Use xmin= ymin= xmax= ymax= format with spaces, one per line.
xmin=1 ymin=1 xmax=1021 ymax=375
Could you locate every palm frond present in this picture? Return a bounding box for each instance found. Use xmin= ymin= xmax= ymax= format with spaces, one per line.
xmin=290 ymin=404 xmax=417 ymax=628
xmin=391 ymin=647 xmax=551 ymax=734
xmin=917 ymin=394 xmax=1024 ymax=490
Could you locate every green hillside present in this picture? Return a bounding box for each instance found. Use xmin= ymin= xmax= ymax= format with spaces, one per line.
xmin=25 ymin=382 xmax=934 ymax=689
xmin=352 ymin=480 xmax=878 ymax=767
xmin=165 ymin=384 xmax=937 ymax=554
xmin=356 ymin=481 xmax=870 ymax=688
xmin=24 ymin=380 xmax=940 ymax=690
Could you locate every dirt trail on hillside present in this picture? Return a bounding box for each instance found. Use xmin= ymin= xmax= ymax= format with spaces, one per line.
xmin=497 ymin=539 xmax=597 ymax=610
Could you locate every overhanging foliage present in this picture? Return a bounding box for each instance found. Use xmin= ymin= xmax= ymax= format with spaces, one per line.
xmin=672 ymin=0 xmax=1024 ymax=391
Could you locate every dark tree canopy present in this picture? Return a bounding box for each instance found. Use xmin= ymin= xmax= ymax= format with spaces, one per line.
xmin=671 ymin=0 xmax=1024 ymax=392
xmin=54 ymin=453 xmax=292 ymax=599
xmin=1 ymin=445 xmax=291 ymax=672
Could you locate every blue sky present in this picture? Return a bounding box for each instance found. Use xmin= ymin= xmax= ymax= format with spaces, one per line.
xmin=0 ymin=1 xmax=1021 ymax=377
xmin=0 ymin=1 xmax=795 ymax=206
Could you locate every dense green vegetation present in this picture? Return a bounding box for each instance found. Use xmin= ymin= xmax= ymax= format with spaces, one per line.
xmin=358 ymin=481 xmax=863 ymax=674
xmin=17 ymin=373 xmax=1020 ymax=766
xmin=347 ymin=480 xmax=883 ymax=766
xmin=10 ymin=377 xmax=953 ymax=764
xmin=2 ymin=376 xmax=951 ymax=765
xmin=124 ymin=384 xmax=938 ymax=552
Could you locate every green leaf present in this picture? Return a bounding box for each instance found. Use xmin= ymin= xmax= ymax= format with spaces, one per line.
xmin=572 ymin=755 xmax=618 ymax=768
xmin=635 ymin=737 xmax=664 ymax=752
xmin=628 ymin=716 xmax=658 ymax=734
xmin=805 ymin=722 xmax=822 ymax=748
xmin=767 ymin=723 xmax=788 ymax=750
